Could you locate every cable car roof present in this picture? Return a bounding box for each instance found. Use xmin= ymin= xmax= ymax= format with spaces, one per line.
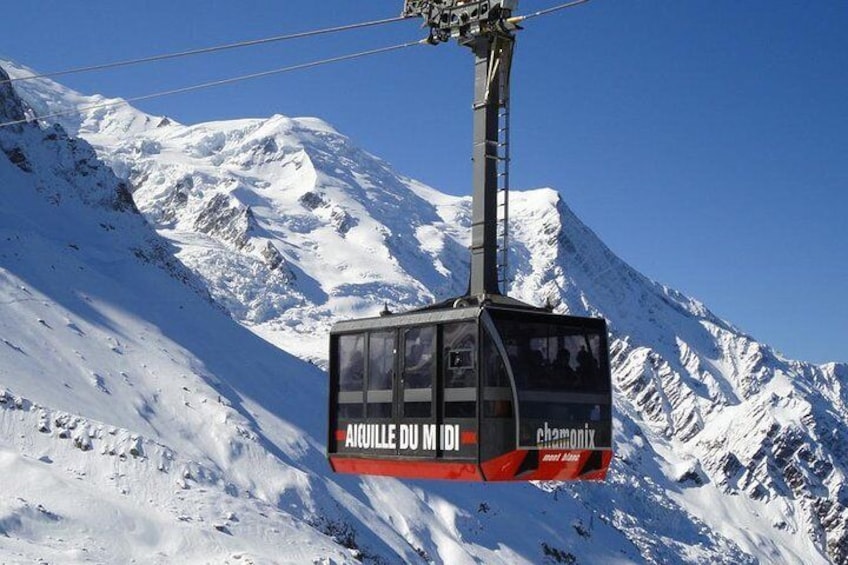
xmin=331 ymin=304 xmax=479 ymax=334
xmin=331 ymin=298 xmax=609 ymax=335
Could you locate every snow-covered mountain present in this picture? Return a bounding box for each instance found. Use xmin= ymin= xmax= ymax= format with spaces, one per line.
xmin=2 ymin=59 xmax=847 ymax=563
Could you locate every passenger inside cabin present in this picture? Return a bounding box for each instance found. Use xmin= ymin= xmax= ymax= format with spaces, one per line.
xmin=576 ymin=344 xmax=597 ymax=385
xmin=554 ymin=346 xmax=578 ymax=386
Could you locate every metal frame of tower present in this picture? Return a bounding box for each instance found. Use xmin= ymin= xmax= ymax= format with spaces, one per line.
xmin=403 ymin=0 xmax=519 ymax=299
xmin=497 ymin=55 xmax=512 ymax=292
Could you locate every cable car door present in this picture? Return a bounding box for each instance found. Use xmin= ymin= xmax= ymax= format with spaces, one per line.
xmin=441 ymin=322 xmax=478 ymax=459
xmin=399 ymin=326 xmax=437 ymax=457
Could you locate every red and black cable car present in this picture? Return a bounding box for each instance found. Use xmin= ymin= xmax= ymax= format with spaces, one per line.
xmin=328 ymin=298 xmax=613 ymax=481
xmin=327 ymin=1 xmax=613 ymax=481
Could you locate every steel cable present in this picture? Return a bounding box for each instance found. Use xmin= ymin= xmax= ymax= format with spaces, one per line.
xmin=0 ymin=15 xmax=410 ymax=86
xmin=0 ymin=40 xmax=425 ymax=129
xmin=508 ymin=0 xmax=594 ymax=24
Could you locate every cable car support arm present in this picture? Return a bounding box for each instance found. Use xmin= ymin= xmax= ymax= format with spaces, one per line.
xmin=467 ymin=32 xmax=514 ymax=297
xmin=403 ymin=0 xmax=519 ymax=299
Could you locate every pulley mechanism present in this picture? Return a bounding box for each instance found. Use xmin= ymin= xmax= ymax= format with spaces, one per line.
xmin=402 ymin=0 xmax=519 ymax=44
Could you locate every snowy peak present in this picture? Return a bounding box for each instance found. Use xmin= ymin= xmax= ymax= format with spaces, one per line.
xmin=522 ymin=182 xmax=848 ymax=563
xmin=0 ymin=60 xmax=174 ymax=143
xmin=0 ymin=70 xmax=140 ymax=219
xmin=4 ymin=76 xmax=475 ymax=359
xmin=2 ymin=56 xmax=847 ymax=563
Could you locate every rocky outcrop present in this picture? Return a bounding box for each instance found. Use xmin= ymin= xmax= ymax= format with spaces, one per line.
xmin=194 ymin=193 xmax=254 ymax=250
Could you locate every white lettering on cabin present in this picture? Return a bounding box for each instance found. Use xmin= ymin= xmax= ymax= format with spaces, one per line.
xmin=388 ymin=424 xmax=397 ymax=448
xmin=423 ymin=424 xmax=436 ymax=450
xmin=343 ymin=423 xmax=461 ymax=452
xmin=541 ymin=452 xmax=582 ymax=463
xmin=399 ymin=424 xmax=419 ymax=450
xmin=344 ymin=423 xmax=398 ymax=450
xmin=441 ymin=424 xmax=458 ymax=451
xmin=535 ymin=422 xmax=596 ymax=450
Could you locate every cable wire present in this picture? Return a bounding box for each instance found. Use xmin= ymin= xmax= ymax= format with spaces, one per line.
xmin=0 ymin=15 xmax=410 ymax=86
xmin=508 ymin=0 xmax=593 ymax=24
xmin=0 ymin=40 xmax=425 ymax=129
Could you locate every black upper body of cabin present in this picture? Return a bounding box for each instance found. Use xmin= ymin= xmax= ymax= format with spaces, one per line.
xmin=328 ymin=300 xmax=613 ymax=472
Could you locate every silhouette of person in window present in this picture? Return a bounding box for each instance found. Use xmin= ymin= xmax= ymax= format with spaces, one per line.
xmin=576 ymin=344 xmax=596 ymax=385
xmin=554 ymin=347 xmax=577 ymax=388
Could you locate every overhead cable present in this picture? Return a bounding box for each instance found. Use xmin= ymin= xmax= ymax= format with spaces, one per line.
xmin=0 ymin=14 xmax=409 ymax=86
xmin=508 ymin=0 xmax=593 ymax=24
xmin=0 ymin=40 xmax=425 ymax=129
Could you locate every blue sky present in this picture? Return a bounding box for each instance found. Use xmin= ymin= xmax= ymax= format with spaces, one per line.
xmin=2 ymin=1 xmax=846 ymax=363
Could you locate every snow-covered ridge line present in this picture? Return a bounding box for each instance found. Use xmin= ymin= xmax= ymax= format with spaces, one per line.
xmin=2 ymin=56 xmax=847 ymax=563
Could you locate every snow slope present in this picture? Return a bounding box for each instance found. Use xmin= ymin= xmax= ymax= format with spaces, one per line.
xmin=2 ymin=59 xmax=848 ymax=563
xmin=0 ymin=62 xmax=643 ymax=565
xmin=3 ymin=60 xmax=470 ymax=364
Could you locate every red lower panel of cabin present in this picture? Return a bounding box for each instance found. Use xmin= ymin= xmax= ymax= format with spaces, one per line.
xmin=328 ymin=449 xmax=612 ymax=482
xmin=329 ymin=457 xmax=484 ymax=481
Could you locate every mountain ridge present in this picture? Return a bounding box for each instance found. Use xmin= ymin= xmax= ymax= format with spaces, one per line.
xmin=2 ymin=59 xmax=847 ymax=563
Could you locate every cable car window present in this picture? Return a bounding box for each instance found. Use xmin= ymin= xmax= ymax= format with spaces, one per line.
xmin=367 ymin=331 xmax=395 ymax=419
xmin=443 ymin=322 xmax=476 ymax=418
xmin=492 ymin=315 xmax=612 ymax=449
xmin=337 ymin=334 xmax=365 ymax=419
xmin=482 ymin=330 xmax=513 ymax=419
xmin=403 ymin=326 xmax=435 ymax=418
xmin=500 ymin=322 xmax=607 ymax=394
xmin=443 ymin=323 xmax=475 ymax=387
xmin=339 ymin=334 xmax=365 ymax=391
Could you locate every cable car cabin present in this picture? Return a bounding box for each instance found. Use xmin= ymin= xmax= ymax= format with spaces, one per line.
xmin=325 ymin=0 xmax=611 ymax=482
xmin=327 ymin=302 xmax=613 ymax=481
